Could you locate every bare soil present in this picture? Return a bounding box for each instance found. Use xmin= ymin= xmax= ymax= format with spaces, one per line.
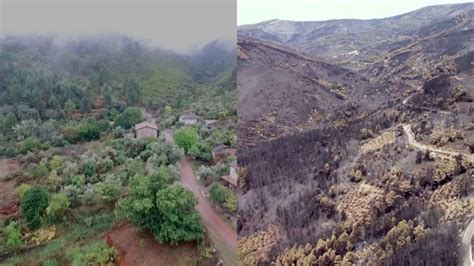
xmin=104 ymin=222 xmax=201 ymax=266
xmin=0 ymin=159 xmax=20 ymax=222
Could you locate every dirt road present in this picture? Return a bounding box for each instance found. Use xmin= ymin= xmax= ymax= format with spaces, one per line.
xmin=165 ymin=129 xmax=237 ymax=265
xmin=462 ymin=219 xmax=474 ymax=266
xmin=403 ymin=124 xmax=474 ymax=265
xmin=402 ymin=124 xmax=474 ymax=163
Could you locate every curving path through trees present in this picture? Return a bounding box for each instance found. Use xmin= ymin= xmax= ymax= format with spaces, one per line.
xmin=164 ymin=129 xmax=237 ymax=265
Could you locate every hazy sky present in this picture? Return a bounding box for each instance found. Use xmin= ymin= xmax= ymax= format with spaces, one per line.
xmin=238 ymin=0 xmax=471 ymax=25
xmin=0 ymin=0 xmax=236 ymax=53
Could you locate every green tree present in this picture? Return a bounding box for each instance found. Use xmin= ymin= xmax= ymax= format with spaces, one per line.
xmin=174 ymin=127 xmax=199 ymax=153
xmin=154 ymin=185 xmax=204 ymax=244
xmin=95 ymin=175 xmax=121 ymax=203
xmin=3 ymin=112 xmax=17 ymax=133
xmin=189 ymin=141 xmax=212 ymax=161
xmin=21 ymin=186 xmax=49 ymax=229
xmin=209 ymin=182 xmax=227 ymax=203
xmin=49 ymin=155 xmax=63 ymax=172
xmin=48 ymin=95 xmax=60 ymax=109
xmin=18 ymin=136 xmax=41 ymax=154
xmin=46 ymin=193 xmax=70 ymax=222
xmin=80 ymin=97 xmax=92 ymax=113
xmin=64 ymin=99 xmax=76 ymax=113
xmin=114 ymin=107 xmax=144 ymax=129
xmin=125 ymin=79 xmax=141 ymax=104
xmin=2 ymin=221 xmax=22 ymax=248
xmin=119 ymin=173 xmax=203 ymax=244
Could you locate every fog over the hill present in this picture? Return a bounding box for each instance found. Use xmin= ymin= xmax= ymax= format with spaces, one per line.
xmin=1 ymin=0 xmax=236 ymax=53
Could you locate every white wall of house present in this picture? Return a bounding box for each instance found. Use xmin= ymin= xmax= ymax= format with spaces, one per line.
xmin=230 ymin=166 xmax=237 ymax=179
xmin=136 ymin=127 xmax=157 ymax=139
xmin=180 ymin=117 xmax=198 ymax=125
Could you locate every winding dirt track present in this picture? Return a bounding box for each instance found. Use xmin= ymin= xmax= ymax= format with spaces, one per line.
xmin=403 ymin=124 xmax=474 ymax=265
xmin=402 ymin=124 xmax=474 ymax=163
xmin=462 ymin=219 xmax=474 ymax=266
xmin=164 ymin=129 xmax=237 ymax=265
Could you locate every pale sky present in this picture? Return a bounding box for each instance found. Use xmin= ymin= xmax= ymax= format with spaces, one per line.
xmin=0 ymin=0 xmax=236 ymax=53
xmin=238 ymin=0 xmax=472 ymax=25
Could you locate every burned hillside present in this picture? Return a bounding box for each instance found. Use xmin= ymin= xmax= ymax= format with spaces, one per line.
xmin=237 ymin=3 xmax=474 ymax=265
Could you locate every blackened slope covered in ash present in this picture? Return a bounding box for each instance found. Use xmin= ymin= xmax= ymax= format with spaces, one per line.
xmin=238 ymin=108 xmax=396 ymax=258
xmin=237 ymin=36 xmax=393 ymax=149
xmin=237 ymin=6 xmax=474 ymax=265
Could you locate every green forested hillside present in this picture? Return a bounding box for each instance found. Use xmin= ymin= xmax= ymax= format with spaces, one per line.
xmin=0 ymin=34 xmax=236 ymax=156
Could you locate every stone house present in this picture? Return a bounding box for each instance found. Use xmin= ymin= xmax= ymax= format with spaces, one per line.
xmin=135 ymin=121 xmax=158 ymax=139
xmin=179 ymin=113 xmax=199 ymax=125
xmin=220 ymin=160 xmax=238 ymax=189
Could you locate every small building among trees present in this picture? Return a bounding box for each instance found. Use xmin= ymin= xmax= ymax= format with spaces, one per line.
xmin=220 ymin=161 xmax=238 ymax=189
xmin=134 ymin=121 xmax=158 ymax=139
xmin=179 ymin=113 xmax=199 ymax=125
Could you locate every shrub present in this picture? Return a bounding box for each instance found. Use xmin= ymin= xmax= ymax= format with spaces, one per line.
xmin=47 ymin=170 xmax=62 ymax=192
xmin=18 ymin=137 xmax=41 ymax=154
xmin=197 ymin=165 xmax=217 ymax=186
xmin=97 ymin=156 xmax=114 ymax=174
xmin=209 ymin=183 xmax=237 ymax=213
xmin=209 ymin=183 xmax=227 ymax=203
xmin=78 ymin=118 xmax=101 ymax=141
xmin=114 ymin=107 xmax=144 ymax=129
xmin=112 ymin=126 xmax=125 ymax=138
xmin=42 ymin=258 xmax=59 ymax=266
xmin=189 ymin=141 xmax=212 ymax=161
xmin=49 ymin=155 xmax=63 ymax=173
xmin=16 ymin=183 xmax=32 ymax=200
xmin=81 ymin=184 xmax=96 ymax=205
xmin=61 ymin=185 xmax=82 ymax=207
xmin=67 ymin=240 xmax=117 ymax=266
xmin=62 ymin=161 xmax=79 ymax=178
xmin=95 ymin=174 xmax=121 ymax=203
xmin=21 ymin=186 xmax=49 ymax=229
xmin=82 ymin=157 xmax=97 ymax=182
xmin=119 ymin=175 xmax=203 ymax=244
xmin=174 ymin=126 xmax=199 ymax=153
xmin=46 ymin=193 xmax=71 ymax=222
xmin=2 ymin=221 xmax=23 ymax=248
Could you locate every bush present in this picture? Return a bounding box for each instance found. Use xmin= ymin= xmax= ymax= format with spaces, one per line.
xmin=95 ymin=175 xmax=121 ymax=204
xmin=114 ymin=107 xmax=144 ymax=129
xmin=67 ymin=240 xmax=117 ymax=266
xmin=46 ymin=193 xmax=71 ymax=222
xmin=209 ymin=183 xmax=237 ymax=213
xmin=49 ymin=155 xmax=63 ymax=173
xmin=82 ymin=157 xmax=97 ymax=182
xmin=2 ymin=221 xmax=23 ymax=248
xmin=42 ymin=258 xmax=59 ymax=266
xmin=189 ymin=141 xmax=212 ymax=161
xmin=97 ymin=156 xmax=114 ymax=174
xmin=61 ymin=185 xmax=83 ymax=207
xmin=78 ymin=118 xmax=101 ymax=141
xmin=16 ymin=183 xmax=32 ymax=200
xmin=47 ymin=170 xmax=62 ymax=192
xmin=21 ymin=186 xmax=49 ymax=230
xmin=112 ymin=126 xmax=125 ymax=138
xmin=174 ymin=127 xmax=199 ymax=153
xmin=197 ymin=165 xmax=217 ymax=186
xmin=81 ymin=184 xmax=96 ymax=205
xmin=119 ymin=175 xmax=203 ymax=244
xmin=18 ymin=137 xmax=41 ymax=154
xmin=209 ymin=183 xmax=227 ymax=203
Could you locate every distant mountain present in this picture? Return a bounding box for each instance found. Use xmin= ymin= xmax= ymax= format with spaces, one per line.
xmin=238 ymin=3 xmax=474 ymax=66
xmin=189 ymin=38 xmax=236 ymax=84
